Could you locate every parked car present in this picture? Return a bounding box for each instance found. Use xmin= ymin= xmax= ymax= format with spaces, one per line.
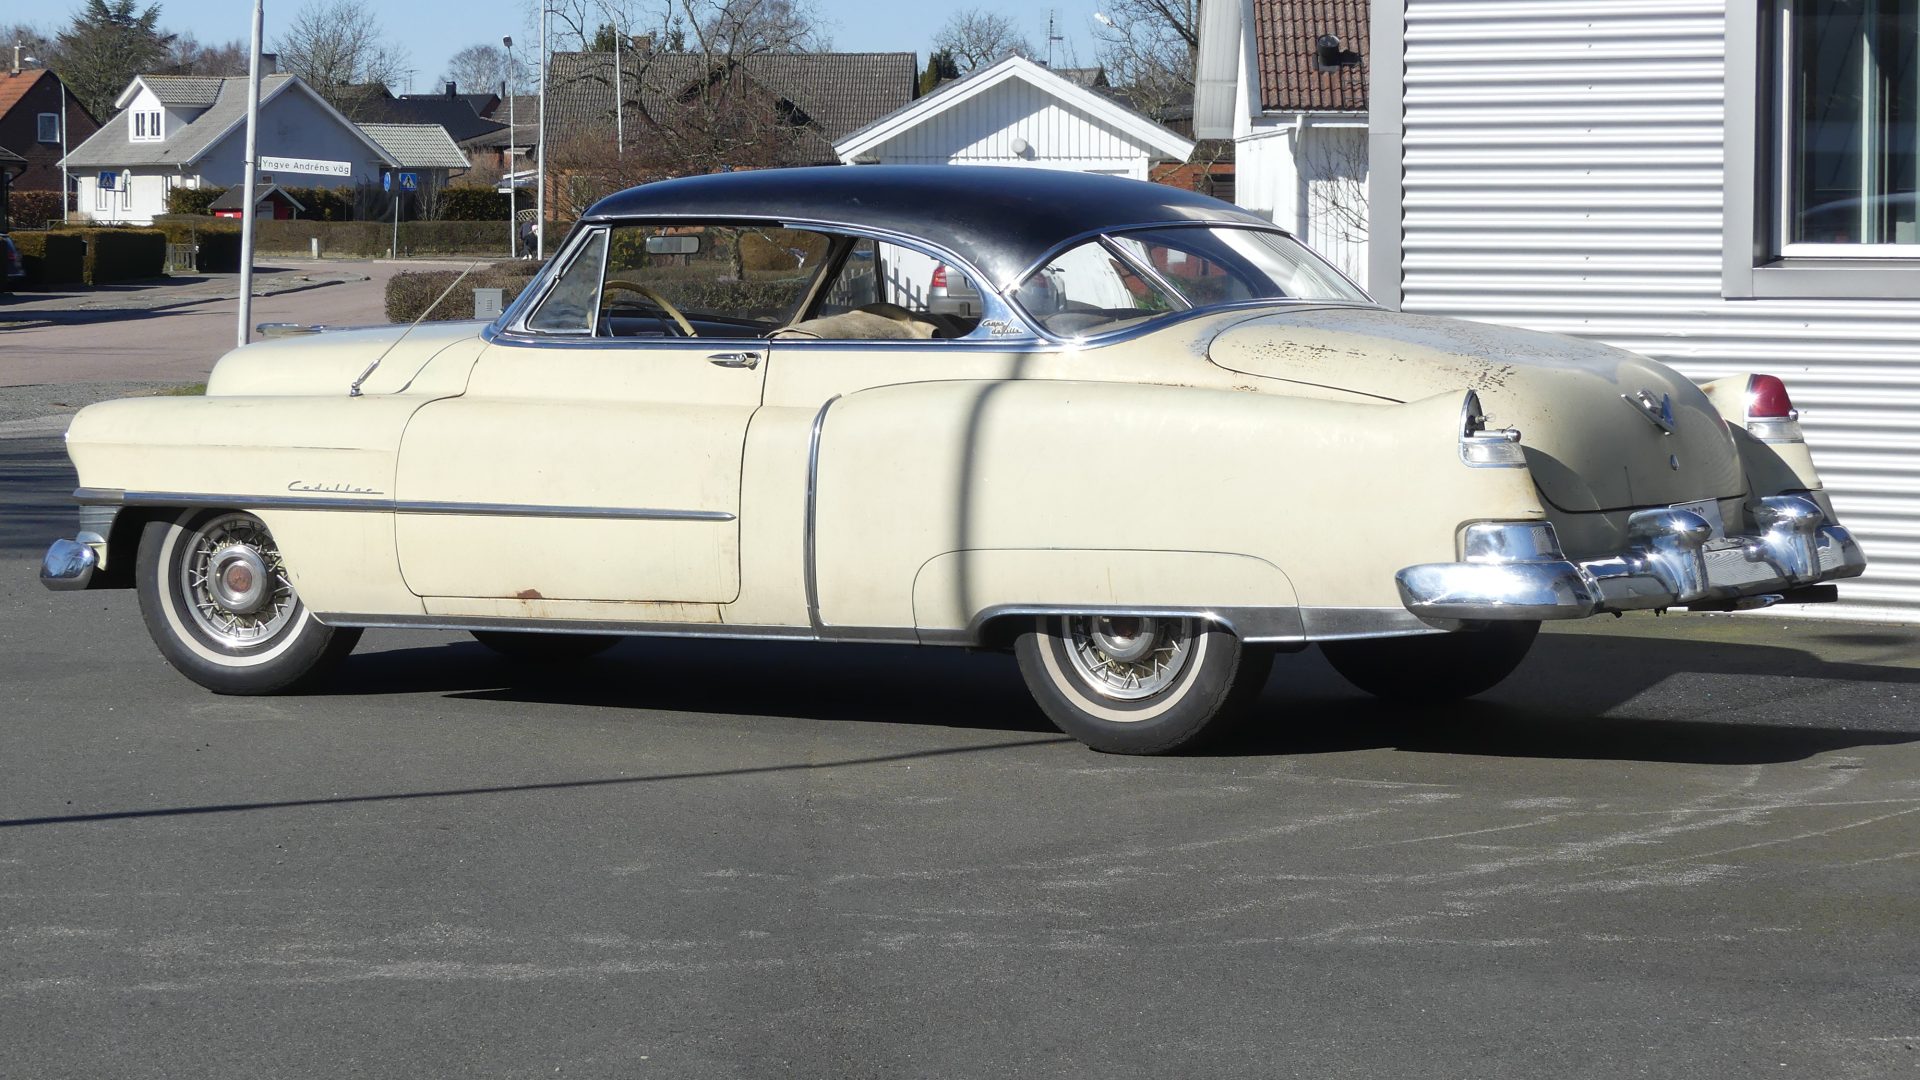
xmin=39 ymin=167 xmax=1867 ymax=754
xmin=926 ymin=262 xmax=981 ymax=317
xmin=1 ymin=234 xmax=23 ymax=283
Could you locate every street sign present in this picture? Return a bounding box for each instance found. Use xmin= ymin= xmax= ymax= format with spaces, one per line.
xmin=398 ymin=172 xmax=419 ymax=191
xmin=97 ymin=171 xmax=115 ymax=190
xmin=382 ymin=172 xmax=391 ymax=192
xmin=257 ymin=155 xmax=351 ymax=177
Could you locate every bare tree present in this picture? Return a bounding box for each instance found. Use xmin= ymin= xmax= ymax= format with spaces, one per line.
xmin=931 ymin=8 xmax=1031 ymax=72
xmin=1091 ymin=0 xmax=1196 ymax=122
xmin=442 ymin=43 xmax=512 ymax=94
xmin=162 ymin=34 xmax=248 ymax=76
xmin=684 ymin=0 xmax=827 ymax=56
xmin=272 ymin=0 xmax=412 ymax=114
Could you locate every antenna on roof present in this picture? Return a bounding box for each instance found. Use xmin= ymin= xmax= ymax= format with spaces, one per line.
xmin=1045 ymin=11 xmax=1064 ymax=69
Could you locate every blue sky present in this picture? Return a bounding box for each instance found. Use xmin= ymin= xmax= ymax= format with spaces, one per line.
xmin=89 ymin=0 xmax=1109 ymax=93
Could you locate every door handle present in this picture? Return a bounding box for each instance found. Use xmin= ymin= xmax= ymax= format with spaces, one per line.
xmin=707 ymin=352 xmax=760 ymax=369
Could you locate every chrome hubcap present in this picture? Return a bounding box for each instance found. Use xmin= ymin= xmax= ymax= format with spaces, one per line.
xmin=180 ymin=514 xmax=297 ymax=648
xmin=1064 ymin=615 xmax=1194 ymax=700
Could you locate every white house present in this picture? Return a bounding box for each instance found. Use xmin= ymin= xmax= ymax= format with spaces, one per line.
xmin=1337 ymin=1 xmax=1920 ymax=624
xmin=833 ymin=55 xmax=1195 ymax=181
xmin=61 ymin=73 xmax=399 ymax=225
xmin=1195 ymin=0 xmax=1370 ymax=286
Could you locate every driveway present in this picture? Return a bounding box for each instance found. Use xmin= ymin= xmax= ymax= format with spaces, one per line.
xmin=3 ymin=429 xmax=1918 ymax=1078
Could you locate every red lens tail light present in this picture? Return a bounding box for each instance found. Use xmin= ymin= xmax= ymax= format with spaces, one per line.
xmin=1746 ymin=374 xmax=1796 ymax=420
xmin=930 ymin=264 xmax=949 ymax=289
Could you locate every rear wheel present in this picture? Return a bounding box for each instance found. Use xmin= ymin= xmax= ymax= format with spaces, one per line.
xmin=1319 ymin=621 xmax=1540 ymax=702
xmin=137 ymin=509 xmax=360 ymax=694
xmin=1014 ymin=615 xmax=1273 ymax=754
xmin=470 ymin=630 xmax=621 ymax=662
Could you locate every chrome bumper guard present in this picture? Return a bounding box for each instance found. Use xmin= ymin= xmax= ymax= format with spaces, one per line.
xmin=1397 ymin=495 xmax=1867 ymax=623
xmin=40 ymin=538 xmax=100 ymax=591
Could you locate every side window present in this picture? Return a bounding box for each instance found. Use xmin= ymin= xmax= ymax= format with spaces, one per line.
xmin=805 ymin=239 xmax=983 ymax=339
xmin=1109 ymin=234 xmax=1257 ymax=307
xmin=598 ymin=225 xmax=827 ymax=337
xmin=526 ymin=229 xmax=608 ymax=333
xmin=1015 ymin=240 xmax=1183 ymax=338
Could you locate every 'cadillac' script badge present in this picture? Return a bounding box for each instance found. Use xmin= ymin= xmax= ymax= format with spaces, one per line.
xmin=1623 ymin=389 xmax=1676 ymax=435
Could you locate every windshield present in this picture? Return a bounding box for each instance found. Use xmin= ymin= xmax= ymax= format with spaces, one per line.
xmin=1015 ymin=225 xmax=1367 ymax=338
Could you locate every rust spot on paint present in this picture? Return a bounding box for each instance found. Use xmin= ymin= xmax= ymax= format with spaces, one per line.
xmin=515 ymin=588 xmax=543 ymax=600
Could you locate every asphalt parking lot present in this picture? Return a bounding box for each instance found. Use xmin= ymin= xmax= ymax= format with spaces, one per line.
xmin=4 ymin=429 xmax=1919 ymax=1079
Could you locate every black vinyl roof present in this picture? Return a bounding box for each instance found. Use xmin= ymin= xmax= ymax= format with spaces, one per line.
xmin=581 ymin=166 xmax=1271 ymax=287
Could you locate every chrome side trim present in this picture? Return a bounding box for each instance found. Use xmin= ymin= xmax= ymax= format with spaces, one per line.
xmin=804 ymin=394 xmax=841 ymax=633
xmin=71 ymin=487 xmax=732 ymax=521
xmin=962 ymin=603 xmax=1310 ymax=645
xmin=1297 ymin=606 xmax=1451 ymax=640
xmin=318 ymin=612 xmax=821 ymax=642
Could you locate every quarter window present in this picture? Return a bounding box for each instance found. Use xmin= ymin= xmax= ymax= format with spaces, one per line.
xmin=1015 ymin=240 xmax=1183 ymax=338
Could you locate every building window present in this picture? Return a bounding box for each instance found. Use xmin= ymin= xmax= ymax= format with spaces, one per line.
xmin=1725 ymin=1 xmax=1920 ymax=296
xmin=131 ymin=110 xmax=163 ymax=141
xmin=38 ymin=113 xmax=59 ymax=143
xmin=120 ymin=172 xmax=132 ymax=210
xmin=1780 ymin=0 xmax=1919 ymax=254
xmin=95 ymin=179 xmax=108 ymax=210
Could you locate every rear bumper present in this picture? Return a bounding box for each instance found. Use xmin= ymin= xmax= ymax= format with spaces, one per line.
xmin=1397 ymin=495 xmax=1867 ymax=622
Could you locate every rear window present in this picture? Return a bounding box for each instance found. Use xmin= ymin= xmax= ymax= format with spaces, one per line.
xmin=1013 ymin=240 xmax=1185 ymax=338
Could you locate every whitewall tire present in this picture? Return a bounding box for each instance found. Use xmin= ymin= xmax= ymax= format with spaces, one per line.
xmin=136 ymin=510 xmax=361 ymax=695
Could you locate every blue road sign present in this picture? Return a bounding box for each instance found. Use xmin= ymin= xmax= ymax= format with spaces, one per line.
xmin=398 ymin=172 xmax=419 ymax=191
xmin=382 ymin=172 xmax=391 ymax=192
xmin=98 ymin=171 xmax=115 ymax=190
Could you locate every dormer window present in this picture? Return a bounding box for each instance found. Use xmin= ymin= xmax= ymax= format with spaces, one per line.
xmin=131 ymin=110 xmax=164 ymax=142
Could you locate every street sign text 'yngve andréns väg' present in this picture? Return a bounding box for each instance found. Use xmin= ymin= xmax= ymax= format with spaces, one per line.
xmin=257 ymin=156 xmax=353 ymax=178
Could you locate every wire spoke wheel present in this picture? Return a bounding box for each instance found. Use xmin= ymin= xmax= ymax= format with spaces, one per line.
xmin=176 ymin=512 xmax=299 ymax=650
xmin=1062 ymin=615 xmax=1195 ymax=701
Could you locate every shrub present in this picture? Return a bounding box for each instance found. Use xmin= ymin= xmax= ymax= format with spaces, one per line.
xmin=10 ymin=231 xmax=86 ymax=286
xmin=280 ymin=186 xmax=354 ymax=221
xmin=385 ymin=262 xmax=543 ymax=322
xmin=165 ymin=186 xmax=228 ymax=215
xmin=81 ymin=228 xmax=168 ymax=284
xmin=439 ymin=185 xmax=511 ymax=221
xmin=7 ymin=189 xmax=65 ymax=230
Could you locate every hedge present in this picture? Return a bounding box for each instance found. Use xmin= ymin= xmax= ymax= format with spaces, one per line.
xmin=439 ymin=185 xmax=512 ymax=221
xmin=250 ymin=219 xmax=522 ymax=257
xmin=9 ymin=231 xmax=86 ymax=286
xmin=385 ymin=261 xmax=543 ymax=322
xmin=7 ymin=190 xmax=65 ymax=231
xmin=82 ymin=228 xmax=168 ymax=284
xmin=165 ymin=186 xmax=227 ymax=215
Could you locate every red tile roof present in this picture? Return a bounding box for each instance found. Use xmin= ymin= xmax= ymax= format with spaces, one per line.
xmin=1254 ymin=0 xmax=1369 ymax=113
xmin=0 ymin=68 xmax=53 ymax=120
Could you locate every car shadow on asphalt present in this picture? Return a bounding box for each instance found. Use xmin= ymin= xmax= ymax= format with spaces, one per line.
xmin=329 ymin=631 xmax=1920 ymax=766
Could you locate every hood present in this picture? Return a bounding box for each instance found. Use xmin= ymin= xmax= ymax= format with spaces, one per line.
xmin=205 ymin=321 xmax=487 ymax=397
xmin=1210 ymin=307 xmax=1743 ymax=512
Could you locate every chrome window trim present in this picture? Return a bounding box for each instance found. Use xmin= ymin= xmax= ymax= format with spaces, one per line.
xmin=1096 ymin=234 xmax=1196 ymax=313
xmin=511 ymin=224 xmax=610 ymax=336
xmin=73 ymin=488 xmax=732 ymax=522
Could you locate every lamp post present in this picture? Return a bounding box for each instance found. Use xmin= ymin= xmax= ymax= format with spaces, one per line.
xmin=237 ymin=0 xmax=265 ymax=348
xmin=502 ymin=35 xmax=518 ymax=258
xmin=536 ymin=0 xmax=546 ymax=259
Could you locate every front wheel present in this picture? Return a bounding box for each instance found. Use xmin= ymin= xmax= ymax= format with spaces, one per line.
xmin=137 ymin=509 xmax=360 ymax=694
xmin=1014 ymin=615 xmax=1273 ymax=754
xmin=1319 ymin=621 xmax=1540 ymax=702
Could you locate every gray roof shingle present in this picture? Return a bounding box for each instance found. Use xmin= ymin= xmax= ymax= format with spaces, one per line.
xmin=358 ymin=122 xmax=472 ymax=169
xmin=139 ymin=75 xmax=225 ymax=108
xmin=64 ymin=75 xmax=299 ymax=168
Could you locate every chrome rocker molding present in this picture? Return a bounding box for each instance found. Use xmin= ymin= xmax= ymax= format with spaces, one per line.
xmin=71 ymin=487 xmax=733 ymax=522
xmin=1396 ymin=495 xmax=1868 ymax=623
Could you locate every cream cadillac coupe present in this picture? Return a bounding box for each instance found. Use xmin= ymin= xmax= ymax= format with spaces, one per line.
xmin=40 ymin=167 xmax=1867 ymax=753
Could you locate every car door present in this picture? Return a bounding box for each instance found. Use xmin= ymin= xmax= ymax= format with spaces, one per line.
xmin=392 ymin=224 xmax=813 ymax=604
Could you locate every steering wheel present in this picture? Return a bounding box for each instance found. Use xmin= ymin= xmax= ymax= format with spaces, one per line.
xmin=602 ymin=279 xmax=697 ymax=337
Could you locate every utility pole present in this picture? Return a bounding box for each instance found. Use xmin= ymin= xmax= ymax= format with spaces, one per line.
xmin=536 ymin=0 xmax=547 ymax=259
xmin=613 ymin=24 xmax=623 ymax=155
xmin=236 ymin=0 xmax=265 ymax=348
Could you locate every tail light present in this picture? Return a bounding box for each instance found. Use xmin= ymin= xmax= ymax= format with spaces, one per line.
xmin=1745 ymin=374 xmax=1803 ymax=443
xmin=930 ymin=264 xmax=949 ymax=290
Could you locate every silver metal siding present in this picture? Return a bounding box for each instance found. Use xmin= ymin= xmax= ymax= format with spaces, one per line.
xmin=1399 ymin=0 xmax=1920 ymax=622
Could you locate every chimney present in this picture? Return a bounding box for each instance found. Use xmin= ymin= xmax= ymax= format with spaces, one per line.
xmin=445 ymin=80 xmax=457 ymax=98
xmin=630 ymin=34 xmax=653 ymax=56
xmin=11 ymin=43 xmax=21 ymax=73
xmin=260 ymin=52 xmax=278 ymax=75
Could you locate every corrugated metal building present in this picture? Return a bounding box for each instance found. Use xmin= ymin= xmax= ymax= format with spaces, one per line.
xmin=1368 ymin=0 xmax=1920 ymax=623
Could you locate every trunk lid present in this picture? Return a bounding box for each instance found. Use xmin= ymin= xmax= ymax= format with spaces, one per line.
xmin=1210 ymin=307 xmax=1743 ymax=512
